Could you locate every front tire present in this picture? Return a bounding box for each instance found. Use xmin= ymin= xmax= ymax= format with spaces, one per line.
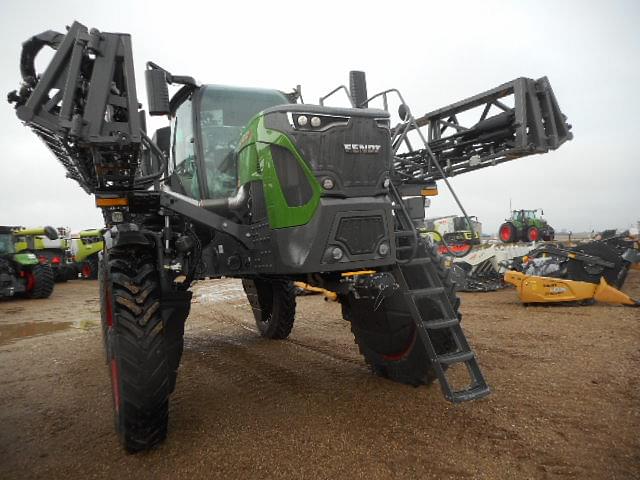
xmin=100 ymin=247 xmax=185 ymax=453
xmin=341 ymin=240 xmax=459 ymax=386
xmin=242 ymin=279 xmax=296 ymax=339
xmin=82 ymin=255 xmax=99 ymax=280
xmin=25 ymin=264 xmax=55 ymax=299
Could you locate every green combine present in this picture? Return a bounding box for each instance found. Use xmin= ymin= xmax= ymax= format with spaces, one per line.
xmin=69 ymin=229 xmax=104 ymax=279
xmin=0 ymin=226 xmax=55 ymax=299
xmin=13 ymin=226 xmax=76 ymax=281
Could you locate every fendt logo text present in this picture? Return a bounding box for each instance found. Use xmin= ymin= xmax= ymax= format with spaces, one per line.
xmin=343 ymin=144 xmax=381 ymax=154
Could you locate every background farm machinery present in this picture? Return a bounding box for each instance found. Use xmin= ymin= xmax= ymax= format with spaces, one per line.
xmin=0 ymin=226 xmax=56 ymax=299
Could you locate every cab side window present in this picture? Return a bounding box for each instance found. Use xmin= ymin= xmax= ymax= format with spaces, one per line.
xmin=170 ymin=99 xmax=199 ymax=198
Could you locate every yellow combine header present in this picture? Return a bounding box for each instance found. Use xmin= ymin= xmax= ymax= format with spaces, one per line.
xmin=504 ymin=271 xmax=638 ymax=306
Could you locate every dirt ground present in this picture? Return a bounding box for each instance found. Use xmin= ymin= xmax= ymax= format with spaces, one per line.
xmin=0 ymin=272 xmax=638 ymax=480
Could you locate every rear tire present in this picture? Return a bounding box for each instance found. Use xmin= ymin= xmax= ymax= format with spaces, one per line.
xmin=25 ymin=264 xmax=55 ymax=299
xmin=100 ymin=246 xmax=185 ymax=453
xmin=499 ymin=222 xmax=517 ymax=243
xmin=341 ymin=239 xmax=459 ymax=386
xmin=242 ymin=279 xmax=296 ymax=339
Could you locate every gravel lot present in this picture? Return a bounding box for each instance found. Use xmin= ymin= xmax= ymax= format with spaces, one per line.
xmin=1 ymin=272 xmax=638 ymax=479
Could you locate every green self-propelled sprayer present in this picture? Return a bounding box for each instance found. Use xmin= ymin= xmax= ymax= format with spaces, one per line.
xmin=8 ymin=21 xmax=572 ymax=452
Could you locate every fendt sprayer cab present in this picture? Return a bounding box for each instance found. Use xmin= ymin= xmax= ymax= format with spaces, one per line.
xmin=159 ymin=81 xmax=395 ymax=274
xmin=9 ymin=21 xmax=572 ymax=452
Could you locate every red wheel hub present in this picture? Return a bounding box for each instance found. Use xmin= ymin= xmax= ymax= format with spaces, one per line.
xmin=82 ymin=263 xmax=91 ymax=278
xmin=500 ymin=225 xmax=512 ymax=242
xmin=528 ymin=227 xmax=539 ymax=241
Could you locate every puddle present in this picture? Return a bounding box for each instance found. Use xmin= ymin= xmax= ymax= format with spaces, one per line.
xmin=0 ymin=319 xmax=99 ymax=346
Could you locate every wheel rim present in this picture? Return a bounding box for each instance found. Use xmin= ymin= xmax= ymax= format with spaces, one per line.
xmin=500 ymin=225 xmax=512 ymax=242
xmin=105 ymin=285 xmax=120 ymax=414
xmin=382 ymin=328 xmax=417 ymax=361
xmin=110 ymin=360 xmax=121 ymax=415
xmin=25 ymin=271 xmax=35 ymax=292
xmin=528 ymin=228 xmax=539 ymax=241
xmin=82 ymin=263 xmax=91 ymax=278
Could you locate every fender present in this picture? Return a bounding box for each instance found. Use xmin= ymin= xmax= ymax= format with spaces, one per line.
xmin=103 ymin=223 xmax=154 ymax=250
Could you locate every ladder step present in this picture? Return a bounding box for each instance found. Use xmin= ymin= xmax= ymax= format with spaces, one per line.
xmin=409 ymin=287 xmax=444 ymax=299
xmin=423 ymin=317 xmax=459 ymax=329
xmin=396 ymin=245 xmax=415 ymax=252
xmin=395 ymin=231 xmax=415 ymax=237
xmin=449 ymin=385 xmax=491 ymax=403
xmin=438 ymin=350 xmax=474 ymax=365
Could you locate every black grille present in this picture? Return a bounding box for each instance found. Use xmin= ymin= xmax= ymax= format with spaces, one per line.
xmin=335 ymin=216 xmax=385 ymax=255
xmin=290 ymin=116 xmax=391 ymax=196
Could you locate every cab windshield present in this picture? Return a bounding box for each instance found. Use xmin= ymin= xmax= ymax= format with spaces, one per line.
xmin=0 ymin=233 xmax=15 ymax=255
xmin=198 ymin=85 xmax=289 ymax=199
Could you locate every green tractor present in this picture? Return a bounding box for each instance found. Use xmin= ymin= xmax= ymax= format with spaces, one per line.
xmin=8 ymin=22 xmax=572 ymax=451
xmin=498 ymin=209 xmax=554 ymax=243
xmin=70 ymin=229 xmax=104 ymax=279
xmin=13 ymin=226 xmax=76 ymax=282
xmin=0 ymin=226 xmax=55 ymax=299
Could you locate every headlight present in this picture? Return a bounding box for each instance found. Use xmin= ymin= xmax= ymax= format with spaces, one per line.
xmin=321 ymin=177 xmax=335 ymax=190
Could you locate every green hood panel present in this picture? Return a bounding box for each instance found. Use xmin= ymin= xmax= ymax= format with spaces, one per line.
xmin=238 ymin=116 xmax=321 ymax=229
xmin=72 ymin=238 xmax=104 ymax=262
xmin=13 ymin=252 xmax=39 ymax=266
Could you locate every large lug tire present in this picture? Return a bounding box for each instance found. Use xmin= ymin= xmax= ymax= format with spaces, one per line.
xmin=25 ymin=264 xmax=55 ymax=299
xmin=100 ymin=247 xmax=187 ymax=453
xmin=82 ymin=255 xmax=99 ymax=280
xmin=242 ymin=279 xmax=296 ymax=339
xmin=499 ymin=222 xmax=517 ymax=243
xmin=341 ymin=240 xmax=459 ymax=386
xmin=526 ymin=226 xmax=540 ymax=242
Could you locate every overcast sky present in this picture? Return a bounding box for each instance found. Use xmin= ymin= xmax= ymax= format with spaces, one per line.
xmin=0 ymin=0 xmax=638 ymax=233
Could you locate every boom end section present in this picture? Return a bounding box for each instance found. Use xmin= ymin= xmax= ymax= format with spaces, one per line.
xmin=8 ymin=21 xmax=143 ymax=194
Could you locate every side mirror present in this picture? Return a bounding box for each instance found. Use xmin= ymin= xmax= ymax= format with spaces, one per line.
xmin=44 ymin=226 xmax=58 ymax=240
xmin=398 ymin=103 xmax=411 ymax=121
xmin=145 ymin=69 xmax=170 ymax=116
xmin=541 ymin=209 xmax=544 ymax=216
xmin=153 ymin=127 xmax=171 ymax=158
